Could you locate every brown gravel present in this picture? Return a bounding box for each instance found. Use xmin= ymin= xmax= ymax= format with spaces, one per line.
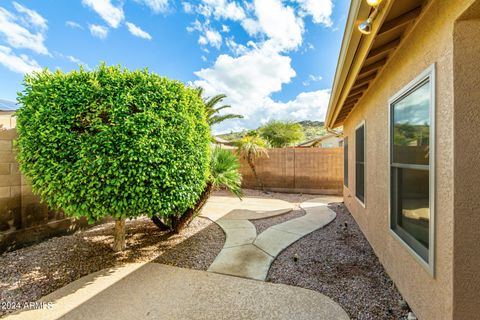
xmin=251 ymin=206 xmax=305 ymax=234
xmin=267 ymin=202 xmax=411 ymax=320
xmin=0 ymin=216 xmax=224 ymax=317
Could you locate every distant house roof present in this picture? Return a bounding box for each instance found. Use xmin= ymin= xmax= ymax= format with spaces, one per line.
xmin=297 ymin=133 xmax=343 ymax=147
xmin=212 ymin=136 xmax=237 ymax=147
xmin=0 ymin=99 xmax=19 ymax=111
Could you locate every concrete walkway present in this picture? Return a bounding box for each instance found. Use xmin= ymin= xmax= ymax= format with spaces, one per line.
xmin=203 ymin=195 xmax=341 ymax=281
xmin=6 ymin=263 xmax=349 ymax=320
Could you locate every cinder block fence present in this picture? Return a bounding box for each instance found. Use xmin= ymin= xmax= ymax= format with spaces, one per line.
xmin=0 ymin=112 xmax=89 ymax=253
xmin=239 ymin=147 xmax=343 ymax=195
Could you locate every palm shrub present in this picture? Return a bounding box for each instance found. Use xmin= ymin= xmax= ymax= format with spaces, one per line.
xmin=197 ymin=88 xmax=243 ymax=127
xmin=236 ymin=136 xmax=268 ymax=191
xmin=16 ymin=65 xmax=211 ymax=251
xmin=210 ymin=147 xmax=242 ymax=197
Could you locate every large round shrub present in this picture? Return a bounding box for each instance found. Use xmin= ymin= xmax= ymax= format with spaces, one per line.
xmin=16 ymin=65 xmax=210 ymax=223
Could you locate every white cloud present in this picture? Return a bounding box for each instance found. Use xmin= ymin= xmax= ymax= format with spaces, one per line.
xmin=201 ymin=55 xmax=207 ymax=62
xmin=194 ymin=46 xmax=295 ymax=118
xmin=65 ymin=21 xmax=83 ymax=29
xmin=202 ymin=29 xmax=222 ymax=48
xmin=211 ymin=89 xmax=331 ymax=134
xmin=302 ymin=74 xmax=322 ymax=86
xmin=0 ymin=5 xmax=49 ymax=55
xmin=126 ymin=22 xmax=152 ymax=40
xmin=136 ymin=0 xmax=170 ymax=14
xmin=294 ymin=0 xmax=333 ymax=27
xmin=188 ymin=20 xmax=222 ymax=49
xmin=225 ymin=38 xmax=248 ymax=56
xmin=200 ymin=0 xmax=246 ymax=21
xmin=186 ymin=19 xmax=202 ymax=33
xmin=240 ymin=18 xmax=261 ymax=36
xmin=66 ymin=55 xmax=90 ymax=70
xmin=12 ymin=2 xmax=47 ymax=31
xmin=265 ymin=89 xmax=331 ymax=120
xmin=221 ymin=24 xmax=230 ymax=32
xmin=182 ymin=2 xmax=193 ymax=13
xmin=82 ymin=0 xmax=124 ymax=28
xmin=0 ymin=45 xmax=41 ymax=74
xmin=188 ymin=0 xmax=334 ymax=133
xmin=89 ymin=24 xmax=109 ymax=39
xmin=252 ymin=0 xmax=304 ymax=51
xmin=185 ymin=1 xmax=246 ymax=21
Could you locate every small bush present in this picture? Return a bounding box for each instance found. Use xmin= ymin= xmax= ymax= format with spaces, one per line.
xmin=16 ymin=65 xmax=211 ymax=223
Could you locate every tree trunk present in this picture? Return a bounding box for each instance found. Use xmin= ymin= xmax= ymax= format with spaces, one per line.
xmin=172 ymin=182 xmax=213 ymax=234
xmin=248 ymin=159 xmax=265 ymax=192
xmin=113 ymin=218 xmax=126 ymax=252
xmin=151 ymin=215 xmax=172 ymax=231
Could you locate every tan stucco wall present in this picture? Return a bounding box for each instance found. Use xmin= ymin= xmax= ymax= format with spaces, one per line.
xmin=452 ymin=2 xmax=480 ymax=318
xmin=341 ymin=0 xmax=478 ymax=319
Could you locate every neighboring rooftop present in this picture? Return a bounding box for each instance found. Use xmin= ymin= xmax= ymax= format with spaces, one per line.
xmin=297 ymin=133 xmax=343 ymax=147
xmin=0 ymin=99 xmax=19 ymax=111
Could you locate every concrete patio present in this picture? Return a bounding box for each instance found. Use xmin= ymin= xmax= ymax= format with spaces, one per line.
xmin=5 ymin=263 xmax=349 ymax=320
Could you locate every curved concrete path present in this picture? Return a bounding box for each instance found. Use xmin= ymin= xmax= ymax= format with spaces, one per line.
xmin=204 ymin=195 xmax=341 ymax=281
xmin=6 ymin=263 xmax=349 ymax=320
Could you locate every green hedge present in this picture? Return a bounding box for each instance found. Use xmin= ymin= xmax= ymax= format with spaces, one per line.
xmin=16 ymin=65 xmax=210 ymax=222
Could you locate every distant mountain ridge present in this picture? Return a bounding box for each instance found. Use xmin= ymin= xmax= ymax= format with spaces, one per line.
xmin=217 ymin=120 xmax=327 ymax=144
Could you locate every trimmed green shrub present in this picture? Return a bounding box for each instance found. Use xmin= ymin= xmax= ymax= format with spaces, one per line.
xmin=16 ymin=65 xmax=211 ymax=224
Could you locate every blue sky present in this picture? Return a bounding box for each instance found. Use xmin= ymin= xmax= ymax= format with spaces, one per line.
xmin=0 ymin=0 xmax=349 ymax=133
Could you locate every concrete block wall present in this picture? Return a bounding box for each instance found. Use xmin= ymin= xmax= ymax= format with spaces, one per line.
xmin=0 ymin=112 xmax=89 ymax=253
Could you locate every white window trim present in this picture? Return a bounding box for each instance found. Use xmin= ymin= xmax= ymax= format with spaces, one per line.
xmin=355 ymin=120 xmax=366 ymax=208
xmin=388 ymin=64 xmax=436 ymax=276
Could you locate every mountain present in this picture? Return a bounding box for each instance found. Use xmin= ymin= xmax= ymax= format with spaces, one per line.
xmin=217 ymin=120 xmax=327 ymax=143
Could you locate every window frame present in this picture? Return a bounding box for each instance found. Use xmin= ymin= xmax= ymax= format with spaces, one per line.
xmin=355 ymin=121 xmax=366 ymax=207
xmin=344 ymin=136 xmax=349 ymax=188
xmin=388 ymin=64 xmax=436 ymax=276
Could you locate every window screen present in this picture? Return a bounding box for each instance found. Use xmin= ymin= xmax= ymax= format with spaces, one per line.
xmin=355 ymin=125 xmax=365 ymax=203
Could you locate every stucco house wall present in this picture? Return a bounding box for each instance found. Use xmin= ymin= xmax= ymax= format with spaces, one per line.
xmin=341 ymin=0 xmax=478 ymax=319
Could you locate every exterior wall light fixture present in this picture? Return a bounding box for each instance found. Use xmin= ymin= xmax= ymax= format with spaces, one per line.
xmin=366 ymin=0 xmax=383 ymax=7
xmin=358 ymin=0 xmax=384 ymax=34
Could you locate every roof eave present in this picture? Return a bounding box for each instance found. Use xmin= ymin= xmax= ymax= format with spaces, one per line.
xmin=325 ymin=0 xmax=395 ymax=129
xmin=325 ymin=0 xmax=370 ymax=129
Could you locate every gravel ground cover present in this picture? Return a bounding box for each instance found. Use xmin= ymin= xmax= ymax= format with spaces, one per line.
xmin=0 ymin=216 xmax=224 ymax=317
xmin=251 ymin=206 xmax=305 ymax=234
xmin=267 ymin=202 xmax=411 ymax=320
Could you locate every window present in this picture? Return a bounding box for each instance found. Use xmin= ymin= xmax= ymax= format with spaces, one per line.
xmin=344 ymin=137 xmax=348 ymax=187
xmin=355 ymin=123 xmax=365 ymax=204
xmin=389 ymin=65 xmax=435 ymax=270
